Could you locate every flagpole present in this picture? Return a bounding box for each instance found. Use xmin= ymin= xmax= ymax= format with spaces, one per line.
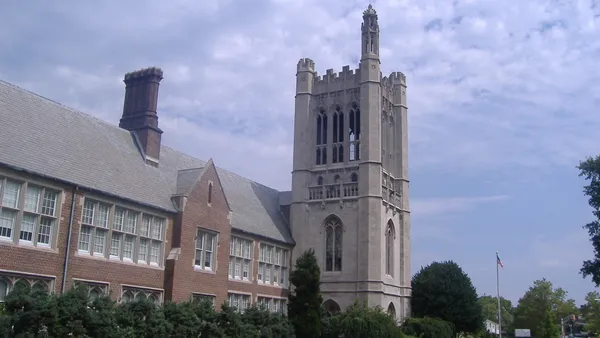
xmin=496 ymin=251 xmax=502 ymax=338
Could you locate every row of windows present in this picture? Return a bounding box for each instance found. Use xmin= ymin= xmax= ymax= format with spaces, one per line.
xmin=315 ymin=107 xmax=361 ymax=165
xmin=0 ymin=275 xmax=287 ymax=317
xmin=0 ymin=178 xmax=59 ymax=247
xmin=0 ymin=275 xmax=161 ymax=306
xmin=77 ymin=199 xmax=166 ymax=267
xmin=0 ymin=177 xmax=168 ymax=268
xmin=194 ymin=230 xmax=290 ymax=287
xmin=227 ymin=293 xmax=287 ymax=314
xmin=0 ymin=177 xmax=291 ymax=277
xmin=322 ymin=216 xmax=397 ymax=276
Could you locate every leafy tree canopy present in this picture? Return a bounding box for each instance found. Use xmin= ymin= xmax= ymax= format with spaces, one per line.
xmin=580 ymin=291 xmax=600 ymax=334
xmin=288 ymin=248 xmax=323 ymax=338
xmin=577 ymin=156 xmax=600 ymax=285
xmin=478 ymin=295 xmax=514 ymax=330
xmin=411 ymin=260 xmax=484 ymax=335
xmin=513 ymin=278 xmax=577 ymax=337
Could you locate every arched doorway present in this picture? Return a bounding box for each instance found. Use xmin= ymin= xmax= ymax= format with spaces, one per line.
xmin=323 ymin=299 xmax=341 ymax=316
xmin=387 ymin=302 xmax=396 ymax=318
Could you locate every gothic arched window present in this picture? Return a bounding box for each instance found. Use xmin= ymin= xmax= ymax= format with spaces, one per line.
xmin=325 ymin=217 xmax=343 ymax=272
xmin=349 ymin=103 xmax=361 ymax=161
xmin=386 ymin=220 xmax=395 ymax=277
xmin=332 ymin=107 xmax=344 ymax=163
xmin=316 ymin=110 xmax=328 ymax=165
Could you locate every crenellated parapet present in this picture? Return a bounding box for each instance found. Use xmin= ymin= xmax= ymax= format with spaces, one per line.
xmin=313 ymin=65 xmax=361 ymax=94
xmin=297 ymin=58 xmax=316 ymax=73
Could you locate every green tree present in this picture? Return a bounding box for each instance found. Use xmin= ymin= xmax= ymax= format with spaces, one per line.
xmin=288 ymin=249 xmax=323 ymax=338
xmin=401 ymin=316 xmax=455 ymax=338
xmin=581 ymin=291 xmax=600 ymax=334
xmin=478 ymin=295 xmax=514 ymax=330
xmin=513 ymin=278 xmax=576 ymax=337
xmin=577 ymin=156 xmax=600 ymax=285
xmin=539 ymin=308 xmax=560 ymax=338
xmin=411 ymin=261 xmax=484 ymax=335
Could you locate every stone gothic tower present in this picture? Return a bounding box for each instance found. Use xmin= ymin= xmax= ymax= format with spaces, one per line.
xmin=289 ymin=5 xmax=411 ymax=320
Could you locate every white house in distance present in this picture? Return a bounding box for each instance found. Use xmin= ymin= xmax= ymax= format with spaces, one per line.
xmin=485 ymin=320 xmax=500 ymax=335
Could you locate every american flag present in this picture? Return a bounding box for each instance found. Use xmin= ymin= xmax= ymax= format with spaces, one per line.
xmin=497 ymin=252 xmax=504 ymax=268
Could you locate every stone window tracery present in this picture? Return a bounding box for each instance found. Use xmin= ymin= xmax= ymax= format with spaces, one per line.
xmin=332 ymin=107 xmax=344 ymax=163
xmin=121 ymin=286 xmax=162 ymax=304
xmin=349 ymin=103 xmax=361 ymax=161
xmin=325 ymin=217 xmax=343 ymax=272
xmin=316 ymin=109 xmax=328 ymax=165
xmin=0 ymin=274 xmax=53 ymax=302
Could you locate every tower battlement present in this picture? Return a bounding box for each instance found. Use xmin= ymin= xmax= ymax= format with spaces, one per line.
xmin=313 ymin=65 xmax=360 ymax=93
xmin=297 ymin=58 xmax=315 ymax=73
xmin=382 ymin=71 xmax=407 ymax=89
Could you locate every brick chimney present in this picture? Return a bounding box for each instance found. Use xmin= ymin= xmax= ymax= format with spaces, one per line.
xmin=119 ymin=67 xmax=164 ymax=166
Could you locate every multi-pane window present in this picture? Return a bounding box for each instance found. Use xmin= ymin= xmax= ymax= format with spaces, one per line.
xmin=195 ymin=229 xmax=217 ymax=271
xmin=257 ymin=296 xmax=288 ymax=315
xmin=325 ymin=217 xmax=343 ymax=272
xmin=121 ymin=286 xmax=162 ymax=304
xmin=258 ymin=243 xmax=289 ymax=287
xmin=229 ymin=237 xmax=253 ymax=281
xmin=0 ymin=178 xmax=60 ymax=247
xmin=228 ymin=292 xmax=251 ymax=313
xmin=78 ymin=198 xmax=165 ymax=267
xmin=192 ymin=293 xmax=216 ymax=307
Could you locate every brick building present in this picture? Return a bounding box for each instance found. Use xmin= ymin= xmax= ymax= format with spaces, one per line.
xmin=0 ymin=5 xmax=412 ymax=320
xmin=0 ymin=65 xmax=291 ymax=313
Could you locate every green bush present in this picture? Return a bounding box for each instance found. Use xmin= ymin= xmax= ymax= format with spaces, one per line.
xmin=401 ymin=316 xmax=455 ymax=338
xmin=0 ymin=284 xmax=294 ymax=337
xmin=320 ymin=301 xmax=405 ymax=338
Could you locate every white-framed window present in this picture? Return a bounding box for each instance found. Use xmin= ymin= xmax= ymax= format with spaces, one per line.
xmin=195 ymin=229 xmax=217 ymax=271
xmin=192 ymin=293 xmax=216 ymax=307
xmin=0 ymin=273 xmax=54 ymax=302
xmin=78 ymin=198 xmax=165 ymax=267
xmin=0 ymin=178 xmax=60 ymax=247
xmin=257 ymin=296 xmax=287 ymax=315
xmin=228 ymin=292 xmax=251 ymax=313
xmin=258 ymin=243 xmax=289 ymax=287
xmin=120 ymin=286 xmax=162 ymax=304
xmin=229 ymin=236 xmax=253 ymax=281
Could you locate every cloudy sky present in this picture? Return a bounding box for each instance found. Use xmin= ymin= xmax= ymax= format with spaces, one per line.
xmin=2 ymin=0 xmax=600 ymax=305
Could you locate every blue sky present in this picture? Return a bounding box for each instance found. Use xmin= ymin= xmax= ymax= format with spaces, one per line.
xmin=2 ymin=0 xmax=600 ymax=305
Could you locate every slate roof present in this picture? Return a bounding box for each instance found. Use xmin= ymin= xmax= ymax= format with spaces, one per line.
xmin=0 ymin=79 xmax=294 ymax=245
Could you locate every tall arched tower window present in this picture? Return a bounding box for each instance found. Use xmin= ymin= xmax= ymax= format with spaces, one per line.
xmin=332 ymin=106 xmax=344 ymax=163
xmin=349 ymin=103 xmax=361 ymax=161
xmin=386 ymin=220 xmax=395 ymax=277
xmin=316 ymin=109 xmax=328 ymax=165
xmin=325 ymin=217 xmax=343 ymax=272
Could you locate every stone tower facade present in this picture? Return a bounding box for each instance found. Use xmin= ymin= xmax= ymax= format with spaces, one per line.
xmin=289 ymin=5 xmax=411 ymax=320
